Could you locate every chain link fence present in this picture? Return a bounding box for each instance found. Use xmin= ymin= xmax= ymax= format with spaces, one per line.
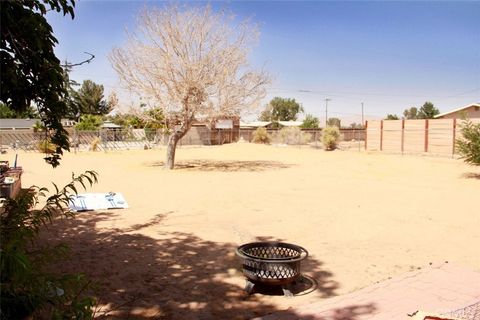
xmin=240 ymin=128 xmax=365 ymax=150
xmin=0 ymin=127 xmax=366 ymax=153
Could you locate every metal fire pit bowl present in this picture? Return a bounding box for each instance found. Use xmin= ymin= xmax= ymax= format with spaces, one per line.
xmin=236 ymin=242 xmax=308 ymax=296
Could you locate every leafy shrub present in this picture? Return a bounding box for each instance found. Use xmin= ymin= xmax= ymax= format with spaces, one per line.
xmin=252 ymin=127 xmax=270 ymax=144
xmin=321 ymin=126 xmax=341 ymax=150
xmin=37 ymin=139 xmax=57 ymax=154
xmin=456 ymin=120 xmax=480 ymax=166
xmin=0 ymin=171 xmax=98 ymax=319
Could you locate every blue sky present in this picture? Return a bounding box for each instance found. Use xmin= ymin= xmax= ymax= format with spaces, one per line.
xmin=48 ymin=1 xmax=480 ymax=124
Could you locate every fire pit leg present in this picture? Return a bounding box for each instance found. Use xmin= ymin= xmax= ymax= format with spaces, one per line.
xmin=282 ymin=285 xmax=294 ymax=297
xmin=244 ymin=280 xmax=255 ymax=294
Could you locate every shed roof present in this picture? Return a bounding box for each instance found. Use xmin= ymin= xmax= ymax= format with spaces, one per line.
xmin=0 ymin=119 xmax=39 ymax=129
xmin=434 ymin=103 xmax=480 ymax=118
xmin=278 ymin=121 xmax=303 ymax=127
xmin=101 ymin=121 xmax=122 ymax=129
xmin=239 ymin=121 xmax=271 ymax=128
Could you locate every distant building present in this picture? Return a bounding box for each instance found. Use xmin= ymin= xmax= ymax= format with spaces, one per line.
xmin=239 ymin=120 xmax=303 ymax=129
xmin=239 ymin=121 xmax=272 ymax=129
xmin=100 ymin=121 xmax=122 ymax=129
xmin=0 ymin=119 xmax=76 ymax=130
xmin=434 ymin=103 xmax=480 ymax=119
xmin=0 ymin=119 xmax=38 ymax=130
xmin=277 ymin=121 xmax=303 ymax=127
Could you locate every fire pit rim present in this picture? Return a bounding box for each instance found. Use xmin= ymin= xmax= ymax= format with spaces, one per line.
xmin=235 ymin=241 xmax=309 ymax=263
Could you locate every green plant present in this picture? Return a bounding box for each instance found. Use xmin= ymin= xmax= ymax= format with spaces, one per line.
xmin=321 ymin=126 xmax=341 ymax=150
xmin=0 ymin=171 xmax=98 ymax=319
xmin=456 ymin=120 xmax=480 ymax=166
xmin=252 ymin=127 xmax=270 ymax=144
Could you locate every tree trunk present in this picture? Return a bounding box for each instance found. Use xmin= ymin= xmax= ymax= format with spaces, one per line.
xmin=164 ymin=115 xmax=194 ymax=170
xmin=165 ymin=133 xmax=180 ymax=169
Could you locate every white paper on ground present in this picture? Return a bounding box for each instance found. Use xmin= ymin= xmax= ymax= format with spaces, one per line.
xmin=69 ymin=192 xmax=129 ymax=211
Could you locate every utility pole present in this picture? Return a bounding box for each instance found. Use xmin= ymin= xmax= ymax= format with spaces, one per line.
xmin=325 ymin=98 xmax=331 ymax=127
xmin=361 ymin=102 xmax=364 ymax=126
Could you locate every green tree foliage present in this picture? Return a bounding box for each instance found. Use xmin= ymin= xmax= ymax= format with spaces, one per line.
xmin=403 ymin=107 xmax=419 ymax=119
xmin=1 ymin=0 xmax=76 ymax=167
xmin=418 ymin=101 xmax=440 ymax=119
xmin=456 ymin=120 xmax=480 ymax=166
xmin=142 ymin=108 xmax=165 ymax=129
xmin=71 ymin=80 xmax=110 ymax=116
xmin=301 ymin=114 xmax=320 ymax=129
xmin=0 ymin=103 xmax=39 ymax=119
xmin=0 ymin=102 xmax=16 ymax=118
xmin=108 ymin=107 xmax=165 ymax=129
xmin=0 ymin=171 xmax=98 ymax=319
xmin=321 ymin=126 xmax=341 ymax=150
xmin=258 ymin=97 xmax=304 ymax=122
xmin=327 ymin=117 xmax=341 ymax=128
xmin=385 ymin=114 xmax=400 ymax=120
xmin=109 ymin=113 xmax=143 ymax=128
xmin=75 ymin=114 xmax=103 ymax=131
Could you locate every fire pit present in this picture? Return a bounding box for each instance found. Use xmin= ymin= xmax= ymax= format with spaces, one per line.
xmin=236 ymin=241 xmax=308 ymax=296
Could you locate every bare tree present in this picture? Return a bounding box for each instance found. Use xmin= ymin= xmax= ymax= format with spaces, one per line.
xmin=110 ymin=5 xmax=270 ymax=169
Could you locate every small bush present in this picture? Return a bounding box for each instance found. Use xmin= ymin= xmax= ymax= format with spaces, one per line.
xmin=252 ymin=127 xmax=270 ymax=144
xmin=37 ymin=140 xmax=57 ymax=153
xmin=321 ymin=126 xmax=341 ymax=150
xmin=456 ymin=120 xmax=480 ymax=166
xmin=273 ymin=127 xmax=310 ymax=145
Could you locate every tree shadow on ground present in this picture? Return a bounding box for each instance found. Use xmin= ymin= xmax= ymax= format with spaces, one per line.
xmin=260 ymin=303 xmax=377 ymax=320
xmin=37 ymin=212 xmax=375 ymax=319
xmin=144 ymin=160 xmax=292 ymax=172
xmin=460 ymin=172 xmax=480 ymax=180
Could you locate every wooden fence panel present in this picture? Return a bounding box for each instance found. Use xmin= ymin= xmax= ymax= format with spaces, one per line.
xmin=404 ymin=120 xmax=426 ymax=153
xmin=382 ymin=120 xmax=402 ymax=152
xmin=428 ymin=119 xmax=454 ymax=155
xmin=366 ymin=120 xmax=382 ymax=151
xmin=366 ymin=118 xmax=480 ymax=156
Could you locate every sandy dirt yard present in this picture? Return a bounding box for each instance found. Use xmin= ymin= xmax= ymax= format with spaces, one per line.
xmin=10 ymin=143 xmax=480 ymax=319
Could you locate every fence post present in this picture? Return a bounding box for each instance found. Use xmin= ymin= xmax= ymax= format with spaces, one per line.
xmin=365 ymin=121 xmax=368 ymax=150
xmin=452 ymin=118 xmax=457 ymax=156
xmin=401 ymin=119 xmax=405 ymax=154
xmin=424 ymin=119 xmax=429 ymax=153
xmin=73 ymin=128 xmax=77 ymax=153
xmin=380 ymin=120 xmax=384 ymax=151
